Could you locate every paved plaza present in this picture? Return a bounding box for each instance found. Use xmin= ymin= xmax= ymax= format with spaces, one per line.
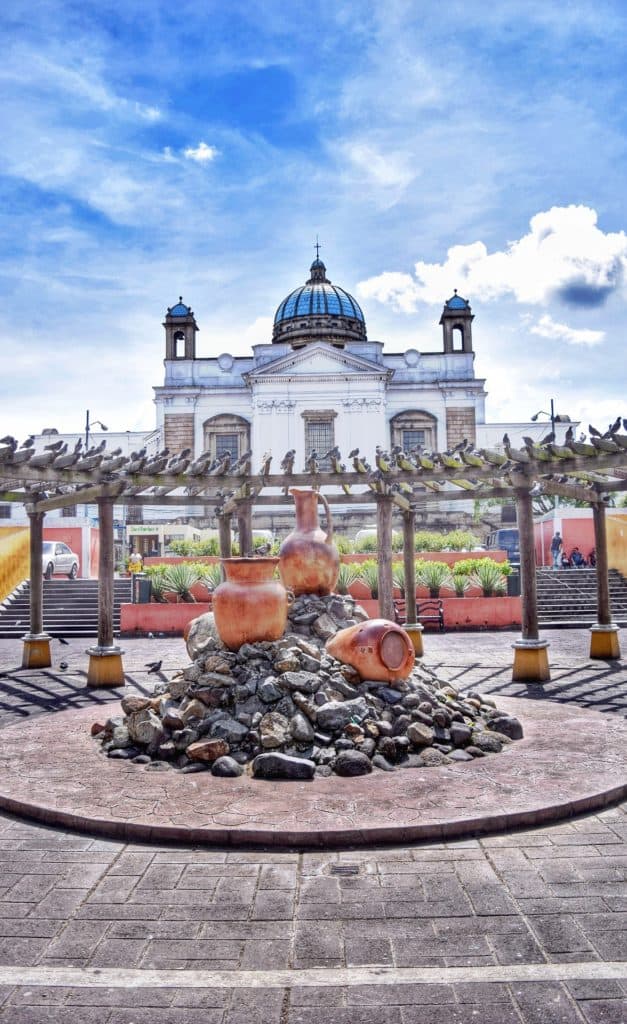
xmin=0 ymin=629 xmax=624 ymax=1022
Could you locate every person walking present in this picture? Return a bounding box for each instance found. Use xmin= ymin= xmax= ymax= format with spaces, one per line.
xmin=550 ymin=531 xmax=563 ymax=570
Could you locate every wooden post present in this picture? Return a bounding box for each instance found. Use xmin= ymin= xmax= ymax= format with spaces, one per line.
xmin=590 ymin=499 xmax=621 ymax=659
xmin=237 ymin=500 xmax=254 ymax=557
xmin=512 ymin=487 xmax=550 ymax=681
xmin=402 ymin=507 xmax=423 ymax=655
xmin=86 ymin=497 xmax=125 ymax=687
xmin=376 ymin=496 xmax=395 ymax=621
xmin=217 ymin=511 xmax=232 ymax=581
xmin=22 ymin=509 xmax=51 ymax=668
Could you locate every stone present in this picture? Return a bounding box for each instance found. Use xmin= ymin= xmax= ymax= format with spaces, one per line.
xmin=258 ymin=678 xmax=283 ymax=703
xmin=372 ymin=686 xmax=403 ymax=704
xmin=274 ymin=653 xmax=301 ymax=673
xmin=162 ymin=708 xmax=185 ymax=731
xmin=157 ymin=741 xmax=177 ymax=760
xmin=372 ymin=753 xmax=396 ymax=772
xmin=252 ymin=752 xmax=316 ymax=780
xmin=289 ymin=712 xmax=315 ymax=744
xmin=280 ymin=671 xmax=318 ymax=694
xmin=471 ymin=732 xmax=503 ymax=753
xmin=211 ymin=756 xmax=244 ymax=777
xmin=465 ymin=745 xmax=486 ymax=758
xmin=181 ymin=699 xmax=207 ymax=724
xmin=131 ymin=753 xmax=151 ymax=764
xmin=120 ymin=696 xmax=151 ymax=715
xmin=127 ymin=709 xmax=166 ymax=750
xmin=450 ymin=723 xmax=472 ymax=747
xmin=203 ymin=655 xmax=232 ymax=674
xmin=210 ymin=716 xmax=249 ymax=745
xmin=181 ymin=762 xmax=210 ymax=773
xmin=108 ymin=747 xmax=140 ymax=760
xmin=377 ymin=736 xmax=397 ymax=762
xmin=166 ymin=676 xmax=189 ymax=700
xmin=407 ymin=722 xmax=434 ymax=748
xmin=186 ymin=739 xmax=230 ymax=762
xmin=312 ymin=613 xmax=337 ymax=639
xmin=91 ymin=722 xmax=106 ymax=736
xmin=448 ymin=749 xmax=473 ymax=762
xmin=334 ymin=750 xmax=372 ymax=776
xmin=172 ymin=727 xmax=198 ymax=751
xmin=259 ymin=712 xmax=290 ymax=749
xmin=418 ymin=748 xmax=451 ymax=767
xmin=487 ymin=716 xmax=524 ymax=740
xmin=185 ymin=612 xmax=221 ymax=658
xmin=300 ymin=653 xmax=323 ymax=673
xmin=316 ymin=697 xmax=369 ymax=733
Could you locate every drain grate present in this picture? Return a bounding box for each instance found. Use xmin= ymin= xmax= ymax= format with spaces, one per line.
xmin=330 ymin=864 xmax=360 ymax=876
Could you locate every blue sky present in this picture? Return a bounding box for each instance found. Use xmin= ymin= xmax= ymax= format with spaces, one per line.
xmin=2 ymin=0 xmax=626 ymax=440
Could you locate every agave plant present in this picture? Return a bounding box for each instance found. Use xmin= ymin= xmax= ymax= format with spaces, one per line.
xmin=416 ymin=560 xmax=453 ymax=598
xmin=335 ymin=562 xmax=360 ymax=595
xmin=392 ymin=562 xmax=406 ymax=597
xmin=358 ymin=559 xmax=379 ymax=598
xmin=143 ymin=565 xmax=169 ymax=603
xmin=163 ymin=562 xmax=203 ymax=602
xmin=198 ymin=562 xmax=224 ymax=591
xmin=450 ymin=571 xmax=472 ymax=597
xmin=470 ymin=560 xmax=508 ymax=597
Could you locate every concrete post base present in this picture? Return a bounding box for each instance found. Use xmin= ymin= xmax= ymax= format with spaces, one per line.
xmin=403 ymin=623 xmax=424 ymax=657
xmin=21 ymin=634 xmax=52 ymax=669
xmin=85 ymin=645 xmax=126 ymax=688
xmin=512 ymin=638 xmax=551 ymax=682
xmin=589 ymin=624 xmax=621 ymax=660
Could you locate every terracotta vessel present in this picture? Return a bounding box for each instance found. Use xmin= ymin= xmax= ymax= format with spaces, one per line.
xmin=279 ymin=488 xmax=339 ymax=596
xmin=212 ymin=557 xmax=288 ymax=650
xmin=325 ymin=618 xmax=415 ymax=683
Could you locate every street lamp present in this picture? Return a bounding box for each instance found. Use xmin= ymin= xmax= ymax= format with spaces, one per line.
xmin=531 ymin=398 xmax=556 ymax=436
xmin=85 ymin=410 xmax=108 ymax=450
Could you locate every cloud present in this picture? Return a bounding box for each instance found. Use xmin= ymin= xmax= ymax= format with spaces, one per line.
xmin=358 ymin=206 xmax=627 ymax=311
xmin=184 ymin=142 xmax=220 ymax=163
xmin=529 ymin=314 xmax=604 ymax=346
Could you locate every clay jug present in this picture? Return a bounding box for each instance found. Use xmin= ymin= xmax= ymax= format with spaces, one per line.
xmin=279 ymin=488 xmax=339 ymax=596
xmin=212 ymin=557 xmax=288 ymax=651
xmin=325 ymin=619 xmax=415 ymax=683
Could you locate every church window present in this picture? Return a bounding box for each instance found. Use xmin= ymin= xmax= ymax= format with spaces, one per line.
xmin=203 ymin=414 xmax=250 ymax=463
xmin=61 ymin=505 xmax=77 ymax=517
xmin=302 ymin=410 xmax=337 ymax=469
xmin=390 ymin=410 xmax=437 ymax=452
xmin=452 ymin=325 xmax=464 ymax=351
xmin=173 ymin=330 xmax=185 ymax=358
xmin=0 ymin=504 xmax=10 ymax=519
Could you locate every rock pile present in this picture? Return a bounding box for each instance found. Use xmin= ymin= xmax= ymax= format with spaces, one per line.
xmin=93 ymin=593 xmax=523 ymax=779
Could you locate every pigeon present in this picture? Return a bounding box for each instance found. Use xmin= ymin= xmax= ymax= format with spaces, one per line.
xmin=145 ymin=660 xmax=162 ymax=673
xmin=44 ymin=439 xmax=66 ymax=452
xmin=57 ymin=636 xmax=69 ymax=646
xmin=588 ymin=424 xmax=602 ymax=437
xmin=59 ymin=661 xmax=68 ymax=671
xmin=259 ymin=451 xmax=272 ymax=476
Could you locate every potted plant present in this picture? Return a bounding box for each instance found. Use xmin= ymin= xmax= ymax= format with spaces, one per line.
xmin=335 ymin=562 xmax=360 ymax=595
xmin=392 ymin=563 xmax=406 ymax=597
xmin=470 ymin=560 xmax=508 ymax=597
xmin=358 ymin=560 xmax=379 ymax=598
xmin=417 ymin=560 xmax=452 ymax=598
xmin=450 ymin=571 xmax=472 ymax=597
xmin=144 ymin=565 xmax=168 ymax=603
xmin=163 ymin=563 xmax=203 ymax=603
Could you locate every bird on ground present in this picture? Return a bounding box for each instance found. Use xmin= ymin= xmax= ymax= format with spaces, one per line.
xmin=59 ymin=661 xmax=68 ymax=671
xmin=145 ymin=660 xmax=163 ymax=673
xmin=57 ymin=636 xmax=69 ymax=646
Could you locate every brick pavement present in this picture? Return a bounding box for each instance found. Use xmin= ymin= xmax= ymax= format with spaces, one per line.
xmin=0 ymin=628 xmax=624 ymax=1021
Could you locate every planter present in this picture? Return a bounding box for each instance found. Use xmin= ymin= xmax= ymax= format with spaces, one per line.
xmin=279 ymin=488 xmax=339 ymax=596
xmin=213 ymin=557 xmax=288 ymax=650
xmin=442 ymin=596 xmax=522 ymax=630
xmin=120 ymin=602 xmax=212 ymax=637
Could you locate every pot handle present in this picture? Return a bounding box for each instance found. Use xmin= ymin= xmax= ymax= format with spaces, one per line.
xmin=318 ymin=492 xmax=334 ymax=543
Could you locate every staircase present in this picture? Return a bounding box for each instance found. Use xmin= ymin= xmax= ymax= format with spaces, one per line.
xmin=536 ymin=568 xmax=627 ymax=627
xmin=0 ymin=578 xmax=132 ymax=639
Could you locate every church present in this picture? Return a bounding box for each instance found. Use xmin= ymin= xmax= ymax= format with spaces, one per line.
xmin=154 ymin=254 xmax=489 ymax=475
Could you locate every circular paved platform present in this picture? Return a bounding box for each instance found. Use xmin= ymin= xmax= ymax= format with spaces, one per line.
xmin=0 ymin=697 xmax=625 ymax=848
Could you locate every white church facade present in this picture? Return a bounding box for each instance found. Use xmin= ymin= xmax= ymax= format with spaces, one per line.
xmin=154 ymin=256 xmax=488 ymax=472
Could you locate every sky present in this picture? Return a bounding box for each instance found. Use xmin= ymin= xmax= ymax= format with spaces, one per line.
xmin=1 ymin=0 xmax=627 ymax=442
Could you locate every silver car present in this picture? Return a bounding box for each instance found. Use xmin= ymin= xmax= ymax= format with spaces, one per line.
xmin=42 ymin=541 xmax=79 ymax=579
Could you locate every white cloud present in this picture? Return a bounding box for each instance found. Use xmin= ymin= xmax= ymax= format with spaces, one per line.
xmin=340 ymin=142 xmax=416 ymax=190
xmin=358 ymin=206 xmax=627 ymax=311
xmin=530 ymin=314 xmax=604 ymax=347
xmin=184 ymin=142 xmax=220 ymax=163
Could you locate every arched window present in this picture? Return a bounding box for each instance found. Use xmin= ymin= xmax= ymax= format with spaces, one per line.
xmin=390 ymin=410 xmax=437 ymax=452
xmin=451 ymin=325 xmax=465 ymax=351
xmin=173 ymin=330 xmax=185 ymax=358
xmin=203 ymin=414 xmax=250 ymax=463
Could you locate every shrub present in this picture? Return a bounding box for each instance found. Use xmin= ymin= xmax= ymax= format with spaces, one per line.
xmin=454 ymin=556 xmax=511 ymax=577
xmin=416 ymin=560 xmax=452 ymax=596
xmin=450 ymin=572 xmax=472 ymax=596
xmin=414 ymin=531 xmax=445 ymax=552
xmin=391 ymin=531 xmax=404 ymax=552
xmin=443 ymin=529 xmax=481 ymax=551
xmin=198 ymin=563 xmax=223 ymax=591
xmin=358 ymin=559 xmax=379 ymax=597
xmin=392 ymin=562 xmax=406 ymax=596
xmin=144 ymin=565 xmax=169 ymax=603
xmin=163 ymin=563 xmax=203 ymax=602
xmin=335 ymin=536 xmax=354 ymax=555
xmin=354 ymin=534 xmax=378 ymax=553
xmin=470 ymin=560 xmax=509 ymax=597
xmin=335 ymin=562 xmax=360 ymax=594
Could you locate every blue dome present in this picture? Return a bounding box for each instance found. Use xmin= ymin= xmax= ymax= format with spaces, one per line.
xmin=168 ymin=297 xmax=191 ymax=317
xmin=272 ymin=258 xmax=367 ymax=346
xmin=444 ymin=291 xmax=470 ymax=310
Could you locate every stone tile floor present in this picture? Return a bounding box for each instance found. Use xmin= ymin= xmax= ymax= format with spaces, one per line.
xmin=0 ymin=628 xmax=624 ymax=1021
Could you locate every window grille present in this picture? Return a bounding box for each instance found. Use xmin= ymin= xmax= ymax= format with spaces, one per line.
xmin=215 ymin=433 xmax=239 ymax=460
xmin=305 ymin=420 xmax=334 ymax=468
xmin=0 ymin=504 xmax=10 ymax=519
xmin=402 ymin=429 xmax=426 ymax=451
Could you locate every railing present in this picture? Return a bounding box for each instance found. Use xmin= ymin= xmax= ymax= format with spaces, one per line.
xmin=0 ymin=527 xmax=29 ymax=603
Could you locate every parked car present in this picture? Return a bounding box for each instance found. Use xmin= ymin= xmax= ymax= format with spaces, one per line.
xmin=42 ymin=541 xmax=79 ymax=579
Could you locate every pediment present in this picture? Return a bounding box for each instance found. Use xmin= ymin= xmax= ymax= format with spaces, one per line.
xmin=245 ymin=343 xmax=391 ymax=381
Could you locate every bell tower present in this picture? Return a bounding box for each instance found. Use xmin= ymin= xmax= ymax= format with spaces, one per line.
xmin=439 ymin=291 xmax=474 ymax=354
xmin=163 ymin=297 xmax=198 ymax=360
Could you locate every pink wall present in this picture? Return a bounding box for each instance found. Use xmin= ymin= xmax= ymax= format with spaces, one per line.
xmin=535 ymin=516 xmax=596 ymax=566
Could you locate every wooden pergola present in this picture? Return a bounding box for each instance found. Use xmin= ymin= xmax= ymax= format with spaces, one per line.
xmin=1 ymin=429 xmax=626 ymax=686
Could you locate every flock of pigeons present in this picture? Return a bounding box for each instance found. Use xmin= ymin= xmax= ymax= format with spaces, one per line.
xmin=1 ymin=417 xmax=626 ymax=513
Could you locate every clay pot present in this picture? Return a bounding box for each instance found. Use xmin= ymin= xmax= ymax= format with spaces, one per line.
xmin=326 ymin=618 xmax=415 ymax=683
xmin=279 ymin=488 xmax=340 ymax=596
xmin=212 ymin=557 xmax=288 ymax=650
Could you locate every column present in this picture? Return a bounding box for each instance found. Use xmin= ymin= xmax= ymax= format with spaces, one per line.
xmin=217 ymin=511 xmax=232 ymax=581
xmin=402 ymin=508 xmax=423 ymax=655
xmin=376 ymin=496 xmax=395 ymax=621
xmin=590 ymin=500 xmax=621 ymax=659
xmin=512 ymin=487 xmax=550 ymax=681
xmin=22 ymin=509 xmax=51 ymax=668
xmin=86 ymin=497 xmax=125 ymax=687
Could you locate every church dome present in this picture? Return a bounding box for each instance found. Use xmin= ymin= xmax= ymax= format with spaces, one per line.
xmin=444 ymin=290 xmax=470 ymax=310
xmin=272 ymin=258 xmax=367 ymax=346
xmin=167 ymin=297 xmax=192 ymax=317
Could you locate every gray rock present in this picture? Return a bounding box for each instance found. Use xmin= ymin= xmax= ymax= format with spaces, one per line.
xmin=252 ymin=752 xmax=315 ymax=780
xmin=211 ymin=756 xmax=244 ymax=777
xmin=289 ymin=712 xmax=315 ymax=744
xmin=372 ymin=686 xmax=403 ymax=704
xmin=316 ymin=697 xmax=369 ymax=733
xmin=487 ymin=716 xmax=523 ymax=740
xmin=312 ymin=613 xmax=337 ymax=639
xmin=185 ymin=612 xmax=222 ymax=659
xmin=280 ymin=671 xmax=318 ymax=694
xmin=466 ymin=745 xmax=486 ymax=758
xmin=315 ymin=764 xmax=333 ymax=777
xmin=210 ymin=716 xmax=249 ymax=745
xmin=448 ymin=749 xmax=473 ymax=762
xmin=258 ymin=678 xmax=283 ymax=703
xmin=108 ymin=747 xmax=140 ymax=760
xmin=181 ymin=762 xmax=210 ymax=773
xmin=259 ymin=712 xmax=290 ymax=749
xmin=418 ymin=748 xmax=451 ymax=767
xmin=372 ymin=753 xmax=396 ymax=772
xmin=471 ymin=732 xmax=503 ymax=753
xmin=407 ymin=722 xmax=434 ymax=748
xmin=131 ymin=753 xmax=152 ymax=764
xmin=450 ymin=723 xmax=472 ymax=747
xmin=127 ymin=709 xmax=165 ymax=751
xmin=334 ymin=750 xmax=372 ymax=776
